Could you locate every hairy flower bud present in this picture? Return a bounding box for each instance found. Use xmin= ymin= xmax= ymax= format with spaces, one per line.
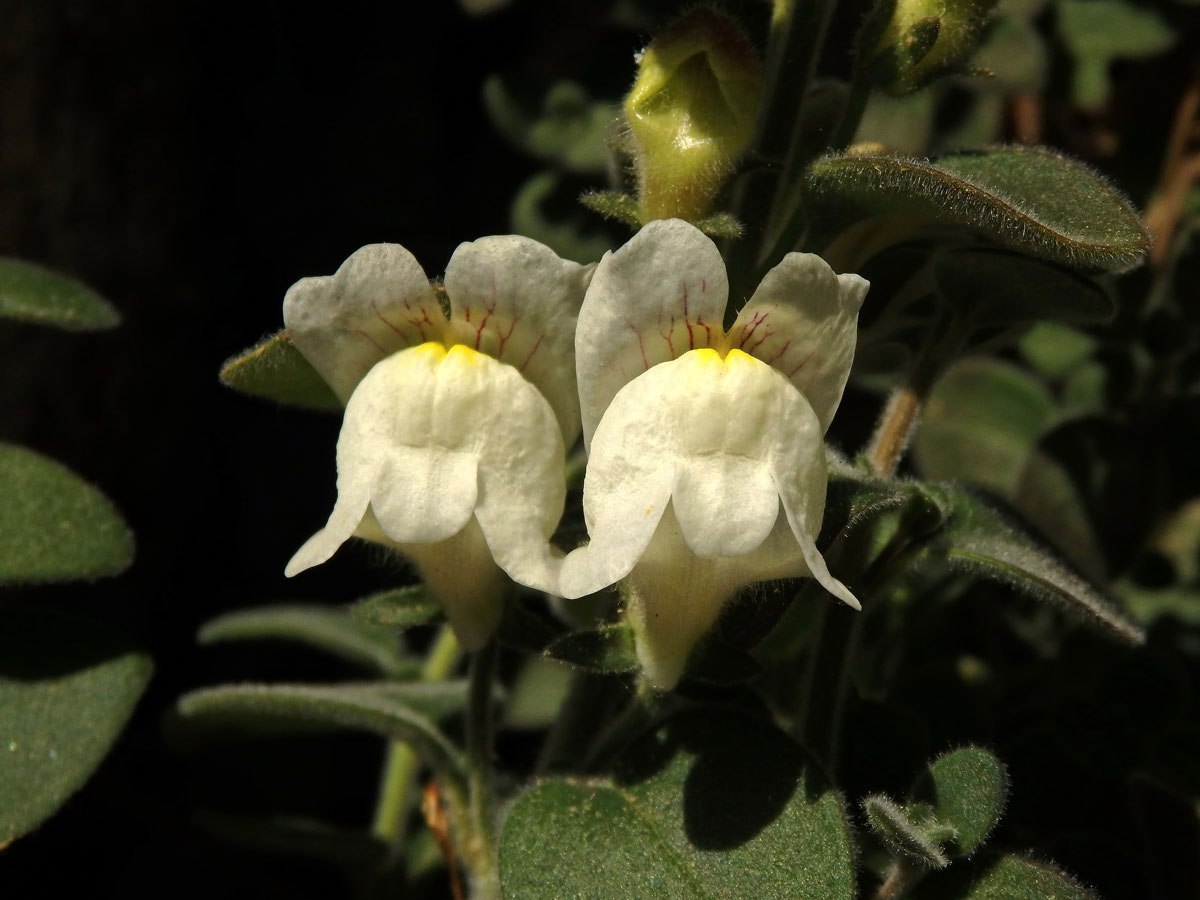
xmin=624 ymin=8 xmax=763 ymax=222
xmin=859 ymin=0 xmax=998 ymax=96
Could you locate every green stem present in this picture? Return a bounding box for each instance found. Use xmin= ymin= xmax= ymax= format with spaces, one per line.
xmin=465 ymin=639 xmax=500 ymax=896
xmin=371 ymin=625 xmax=461 ymax=843
xmin=864 ymin=314 xmax=961 ymax=477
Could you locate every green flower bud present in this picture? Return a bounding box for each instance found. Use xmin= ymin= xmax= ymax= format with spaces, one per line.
xmin=859 ymin=0 xmax=998 ymax=96
xmin=624 ymin=8 xmax=763 ymax=222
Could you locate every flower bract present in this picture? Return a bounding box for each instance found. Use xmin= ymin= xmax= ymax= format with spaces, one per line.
xmin=283 ymin=239 xmax=592 ymax=649
xmin=560 ymin=219 xmax=868 ymax=688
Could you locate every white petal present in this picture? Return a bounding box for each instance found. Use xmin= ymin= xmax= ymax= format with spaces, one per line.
xmin=283 ymin=244 xmax=447 ymax=402
xmin=623 ymin=504 xmax=736 ymax=690
xmin=469 ymin=349 xmax=568 ymax=595
xmin=442 ymin=236 xmax=593 ymax=444
xmin=576 ymin=219 xmax=729 ymax=451
xmin=400 ymin=517 xmax=509 ymax=651
xmin=729 ymin=252 xmax=868 ymax=432
xmin=770 ymin=411 xmax=862 ymax=611
xmin=339 ymin=343 xmax=480 ymax=544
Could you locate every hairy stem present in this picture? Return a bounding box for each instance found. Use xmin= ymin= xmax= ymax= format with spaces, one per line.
xmin=465 ymin=638 xmax=500 ymax=897
xmin=371 ymin=625 xmax=461 ymax=843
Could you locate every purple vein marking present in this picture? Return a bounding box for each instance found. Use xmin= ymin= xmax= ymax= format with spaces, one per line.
xmin=518 ymin=333 xmax=545 ymax=372
xmin=353 ymin=328 xmax=387 ymax=353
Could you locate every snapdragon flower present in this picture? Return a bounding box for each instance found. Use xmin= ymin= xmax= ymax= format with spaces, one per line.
xmin=560 ymin=219 xmax=868 ymax=688
xmin=283 ymin=239 xmax=592 ymax=649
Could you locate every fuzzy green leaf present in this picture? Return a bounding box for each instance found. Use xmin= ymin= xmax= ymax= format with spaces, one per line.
xmin=921 ymin=483 xmax=1143 ymax=644
xmin=176 ymin=682 xmax=465 ymax=781
xmin=0 ymin=442 xmax=134 ymax=585
xmin=915 ymin=359 xmax=1056 ymax=497
xmin=923 ymin=854 xmax=1099 ymax=899
xmin=347 ymin=586 xmax=443 ymax=631
xmin=0 ymin=606 xmax=152 ymax=845
xmin=219 ymin=330 xmax=340 ymax=411
xmin=914 ymin=747 xmax=1008 ymax=856
xmin=483 ymin=76 xmax=614 ymax=173
xmin=544 ymin=622 xmax=638 ymax=674
xmin=863 ymin=794 xmax=952 ymax=868
xmin=932 ymin=248 xmax=1114 ymax=328
xmin=499 ymin=712 xmax=856 ymax=899
xmin=1058 ymin=0 xmax=1174 ymax=109
xmin=198 ymin=604 xmax=412 ymax=678
xmin=0 ymin=257 xmax=119 ymax=331
xmin=804 ymin=147 xmax=1149 ymax=272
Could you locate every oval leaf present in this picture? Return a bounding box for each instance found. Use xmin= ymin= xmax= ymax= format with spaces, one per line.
xmin=920 ymin=483 xmax=1144 ymax=644
xmin=0 ymin=257 xmax=119 ymax=331
xmin=914 ymin=359 xmax=1056 ymax=498
xmin=176 ymin=682 xmax=465 ymax=785
xmin=500 ymin=712 xmax=856 ymax=900
xmin=863 ymin=794 xmax=951 ymax=868
xmin=198 ymin=604 xmax=412 ymax=678
xmin=544 ymin=622 xmax=638 ymax=674
xmin=348 ymin=586 xmax=442 ymax=631
xmin=219 ymin=330 xmax=340 ymax=411
xmin=0 ymin=442 xmax=134 ymax=585
xmin=0 ymin=606 xmax=152 ymax=844
xmin=913 ymin=747 xmax=1009 ymax=857
xmin=923 ymin=854 xmax=1099 ymax=900
xmin=805 ymin=147 xmax=1150 ymax=272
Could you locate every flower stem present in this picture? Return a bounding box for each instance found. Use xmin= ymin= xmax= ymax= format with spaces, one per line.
xmin=865 ymin=316 xmax=960 ymax=477
xmin=371 ymin=625 xmax=461 ymax=843
xmin=873 ymin=856 xmax=927 ymax=900
xmin=465 ymin=638 xmax=500 ymax=898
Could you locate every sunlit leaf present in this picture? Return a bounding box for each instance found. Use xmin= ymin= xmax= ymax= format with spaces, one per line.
xmin=913 ymin=747 xmax=1009 ymax=856
xmin=198 ymin=604 xmax=413 ymax=678
xmin=0 ymin=606 xmax=151 ymax=844
xmin=499 ymin=712 xmax=856 ymax=899
xmin=0 ymin=257 xmax=118 ymax=331
xmin=0 ymin=442 xmax=133 ymax=585
xmin=805 ymin=147 xmax=1150 ymax=272
xmin=219 ymin=330 xmax=340 ymax=411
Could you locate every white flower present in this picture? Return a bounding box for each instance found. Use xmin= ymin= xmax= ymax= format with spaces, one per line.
xmin=560 ymin=219 xmax=868 ymax=689
xmin=284 ymin=238 xmax=592 ymax=650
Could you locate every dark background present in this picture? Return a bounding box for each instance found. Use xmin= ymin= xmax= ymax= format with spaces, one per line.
xmin=0 ymin=2 xmax=643 ymax=894
xmin=3 ymin=1 xmax=1200 ymax=897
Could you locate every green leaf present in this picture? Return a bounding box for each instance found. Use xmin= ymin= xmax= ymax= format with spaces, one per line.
xmin=1019 ymin=322 xmax=1098 ymax=379
xmin=932 ymin=248 xmax=1114 ymax=328
xmin=499 ymin=712 xmax=856 ymax=899
xmin=923 ymin=854 xmax=1099 ymax=899
xmin=543 ymin=622 xmax=638 ymax=674
xmin=0 ymin=257 xmax=119 ymax=331
xmin=1058 ymin=0 xmax=1174 ymax=109
xmin=804 ymin=147 xmax=1150 ymax=272
xmin=913 ymin=747 xmax=1008 ymax=856
xmin=863 ymin=794 xmax=952 ymax=868
xmin=198 ymin=604 xmax=413 ymax=678
xmin=921 ymin=483 xmax=1144 ymax=644
xmin=175 ymin=682 xmax=465 ymax=783
xmin=504 ymin=657 xmax=574 ymax=730
xmin=347 ymin=586 xmax=443 ymax=630
xmin=483 ymin=76 xmax=615 ymax=173
xmin=914 ymin=359 xmax=1056 ymax=497
xmin=219 ymin=330 xmax=340 ymax=411
xmin=0 ymin=605 xmax=152 ymax=845
xmin=0 ymin=442 xmax=134 ymax=585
